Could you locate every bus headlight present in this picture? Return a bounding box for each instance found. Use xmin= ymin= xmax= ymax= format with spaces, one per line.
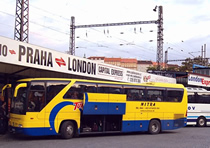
xmin=18 ymin=124 xmax=23 ymax=128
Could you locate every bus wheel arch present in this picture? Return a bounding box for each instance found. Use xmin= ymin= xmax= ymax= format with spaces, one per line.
xmin=148 ymin=119 xmax=161 ymax=134
xmin=59 ymin=120 xmax=78 ymax=139
xmin=197 ymin=116 xmax=206 ymax=127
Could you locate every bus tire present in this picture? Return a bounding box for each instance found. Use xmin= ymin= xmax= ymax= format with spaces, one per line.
xmin=197 ymin=117 xmax=206 ymax=127
xmin=60 ymin=121 xmax=74 ymax=139
xmin=148 ymin=120 xmax=161 ymax=134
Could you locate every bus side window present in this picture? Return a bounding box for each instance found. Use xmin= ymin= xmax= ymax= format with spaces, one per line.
xmin=63 ymin=82 xmax=89 ymax=100
xmin=205 ymin=95 xmax=210 ymax=103
xmin=124 ymin=89 xmax=133 ymax=101
xmin=85 ymin=86 xmax=96 ymax=93
xmin=46 ymin=81 xmax=69 ymax=103
xmin=146 ymin=87 xmax=165 ymax=102
xmin=28 ymin=91 xmax=36 ymax=111
xmin=198 ymin=94 xmax=210 ymax=104
xmin=83 ymin=83 xmax=97 ymax=93
xmin=110 ymin=87 xmax=122 ymax=94
xmin=125 ymin=89 xmax=133 ymax=101
xmin=124 ymin=86 xmax=146 ymax=101
xmin=64 ymin=87 xmax=80 ymax=99
xmin=97 ymin=84 xmax=122 ymax=94
xmin=28 ymin=82 xmax=45 ymax=112
xmin=188 ymin=95 xmax=195 ymax=103
xmin=167 ymin=88 xmax=184 ymax=102
xmin=97 ymin=86 xmax=109 ymax=93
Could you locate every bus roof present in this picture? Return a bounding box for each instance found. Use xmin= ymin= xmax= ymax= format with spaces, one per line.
xmin=17 ymin=78 xmax=185 ymax=89
xmin=186 ymin=87 xmax=208 ymax=92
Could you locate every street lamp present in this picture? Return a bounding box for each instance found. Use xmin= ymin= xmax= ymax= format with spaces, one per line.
xmin=153 ymin=6 xmax=157 ymax=12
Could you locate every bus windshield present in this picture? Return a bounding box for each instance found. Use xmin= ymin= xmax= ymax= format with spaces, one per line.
xmin=10 ymin=83 xmax=28 ymax=114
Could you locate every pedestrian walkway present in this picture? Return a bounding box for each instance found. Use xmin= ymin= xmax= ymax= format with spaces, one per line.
xmin=0 ymin=132 xmax=9 ymax=139
xmin=0 ymin=134 xmax=5 ymax=139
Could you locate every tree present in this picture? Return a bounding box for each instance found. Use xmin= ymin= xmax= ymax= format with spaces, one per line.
xmin=146 ymin=56 xmax=209 ymax=72
xmin=167 ymin=66 xmax=179 ymax=71
xmin=147 ymin=66 xmax=157 ymax=72
xmin=178 ymin=56 xmax=206 ymax=72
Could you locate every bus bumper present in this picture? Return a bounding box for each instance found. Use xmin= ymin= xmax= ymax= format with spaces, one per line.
xmin=9 ymin=126 xmax=58 ymax=136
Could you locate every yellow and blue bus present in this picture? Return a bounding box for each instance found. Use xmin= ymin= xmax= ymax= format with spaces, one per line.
xmin=9 ymin=78 xmax=187 ymax=139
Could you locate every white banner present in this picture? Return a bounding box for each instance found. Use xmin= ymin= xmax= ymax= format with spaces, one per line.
xmin=0 ymin=36 xmax=176 ymax=84
xmin=141 ymin=73 xmax=176 ymax=84
xmin=188 ymin=73 xmax=210 ymax=87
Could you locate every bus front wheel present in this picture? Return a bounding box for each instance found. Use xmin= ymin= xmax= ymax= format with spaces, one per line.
xmin=197 ymin=117 xmax=206 ymax=127
xmin=60 ymin=121 xmax=74 ymax=139
xmin=148 ymin=120 xmax=161 ymax=134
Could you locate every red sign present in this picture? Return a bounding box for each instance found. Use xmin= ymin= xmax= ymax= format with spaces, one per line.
xmin=55 ymin=57 xmax=66 ymax=67
xmin=9 ymin=50 xmax=16 ymax=54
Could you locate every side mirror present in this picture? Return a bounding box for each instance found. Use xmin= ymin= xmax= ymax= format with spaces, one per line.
xmin=14 ymin=83 xmax=27 ymax=97
xmin=1 ymin=84 xmax=12 ymax=97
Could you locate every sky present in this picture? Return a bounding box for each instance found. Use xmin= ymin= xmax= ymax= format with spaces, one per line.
xmin=0 ymin=0 xmax=210 ymax=65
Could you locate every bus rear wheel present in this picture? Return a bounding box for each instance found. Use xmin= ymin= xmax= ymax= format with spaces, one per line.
xmin=60 ymin=121 xmax=74 ymax=139
xmin=148 ymin=120 xmax=161 ymax=134
xmin=197 ymin=117 xmax=206 ymax=127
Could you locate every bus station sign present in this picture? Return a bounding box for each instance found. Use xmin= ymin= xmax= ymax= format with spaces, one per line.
xmin=188 ymin=73 xmax=210 ymax=87
xmin=0 ymin=36 xmax=176 ymax=84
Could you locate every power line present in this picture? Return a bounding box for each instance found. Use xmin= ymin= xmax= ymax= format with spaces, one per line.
xmin=30 ymin=20 xmax=69 ymax=35
xmin=1 ymin=9 xmax=156 ymax=58
xmin=0 ymin=22 xmax=13 ymax=28
xmin=69 ymin=8 xmax=164 ymax=70
xmin=168 ymin=57 xmax=210 ymax=62
xmin=76 ymin=36 xmax=155 ymax=59
xmin=30 ymin=5 xmax=70 ymax=21
xmin=20 ymin=5 xmax=159 ymax=55
xmin=85 ymin=27 xmax=156 ymax=52
xmin=0 ymin=10 xmax=15 ymax=17
xmin=165 ymin=42 xmax=193 ymax=58
xmin=1 ymin=6 xmax=161 ymax=63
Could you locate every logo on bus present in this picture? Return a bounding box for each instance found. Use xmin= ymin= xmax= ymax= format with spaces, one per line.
xmin=188 ymin=106 xmax=195 ymax=110
xmin=73 ymin=102 xmax=83 ymax=111
xmin=141 ymin=102 xmax=156 ymax=106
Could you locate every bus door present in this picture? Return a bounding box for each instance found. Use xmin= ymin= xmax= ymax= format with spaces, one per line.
xmin=27 ymin=82 xmax=45 ymax=132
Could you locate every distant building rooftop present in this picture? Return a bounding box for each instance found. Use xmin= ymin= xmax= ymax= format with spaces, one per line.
xmin=104 ymin=58 xmax=121 ymax=62
xmin=88 ymin=56 xmax=105 ymax=60
xmin=121 ymin=58 xmax=137 ymax=63
xmin=137 ymin=60 xmax=153 ymax=64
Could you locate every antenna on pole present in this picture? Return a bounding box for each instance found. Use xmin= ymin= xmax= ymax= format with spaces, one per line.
xmin=69 ymin=16 xmax=75 ymax=55
xmin=14 ymin=0 xmax=29 ymax=43
xmin=156 ymin=6 xmax=163 ymax=70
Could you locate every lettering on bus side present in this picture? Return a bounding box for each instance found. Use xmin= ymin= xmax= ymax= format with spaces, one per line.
xmin=188 ymin=106 xmax=195 ymax=110
xmin=68 ymin=57 xmax=96 ymax=75
xmin=141 ymin=102 xmax=156 ymax=106
xmin=18 ymin=45 xmax=53 ymax=67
